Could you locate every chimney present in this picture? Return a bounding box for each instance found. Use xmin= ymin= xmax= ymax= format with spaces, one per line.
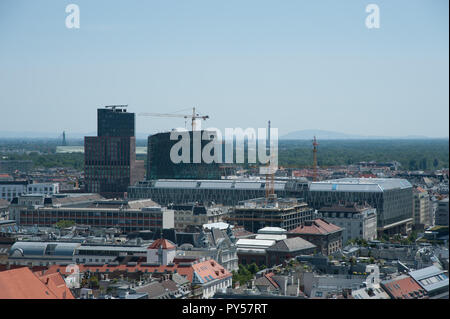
xmin=284 ymin=277 xmax=287 ymax=296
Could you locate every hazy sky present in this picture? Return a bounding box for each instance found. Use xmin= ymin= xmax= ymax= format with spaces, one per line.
xmin=0 ymin=0 xmax=448 ymax=137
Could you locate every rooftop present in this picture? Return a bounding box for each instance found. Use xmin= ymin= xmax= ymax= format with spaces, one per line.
xmin=236 ymin=239 xmax=276 ymax=248
xmin=0 ymin=267 xmax=74 ymax=299
xmin=46 ymin=258 xmax=231 ymax=284
xmin=318 ymin=203 xmax=374 ymax=213
xmin=9 ymin=242 xmax=81 ymax=257
xmin=289 ymin=219 xmax=342 ymax=235
xmin=257 ymin=227 xmax=287 ymax=234
xmin=408 ymin=266 xmax=449 ymax=293
xmin=147 ymin=238 xmax=176 ymax=250
xmin=203 ymin=222 xmax=232 ymax=231
xmin=136 ymin=178 xmax=300 ymax=191
xmin=237 ymin=197 xmax=306 ymax=210
xmin=381 ymin=275 xmax=427 ymax=299
xmin=310 ymin=178 xmax=412 ymax=193
xmin=267 ymin=237 xmax=316 ymax=252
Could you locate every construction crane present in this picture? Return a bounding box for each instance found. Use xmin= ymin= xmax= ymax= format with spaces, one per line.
xmin=312 ymin=136 xmax=319 ymax=181
xmin=260 ymin=152 xmax=277 ymax=201
xmin=138 ymin=107 xmax=209 ymax=131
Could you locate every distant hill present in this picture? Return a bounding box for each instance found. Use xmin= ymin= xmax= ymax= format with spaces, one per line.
xmin=280 ymin=129 xmax=433 ymax=140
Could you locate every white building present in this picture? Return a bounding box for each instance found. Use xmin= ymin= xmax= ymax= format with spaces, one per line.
xmin=191 ymin=259 xmax=233 ymax=299
xmin=413 ymin=187 xmax=431 ymax=229
xmin=27 ymin=183 xmax=59 ymax=196
xmin=255 ymin=227 xmax=287 ymax=241
xmin=0 ymin=181 xmax=28 ymax=202
xmin=318 ymin=204 xmax=377 ymax=244
xmin=146 ymin=238 xmax=176 ymax=265
xmin=351 ymin=264 xmax=390 ymax=299
xmin=74 ymin=245 xmax=147 ymax=264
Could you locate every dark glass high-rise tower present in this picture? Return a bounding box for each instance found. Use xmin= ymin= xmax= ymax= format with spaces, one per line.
xmin=97 ymin=107 xmax=135 ymax=137
xmin=85 ymin=106 xmax=145 ymax=198
xmin=147 ymin=131 xmax=222 ymax=180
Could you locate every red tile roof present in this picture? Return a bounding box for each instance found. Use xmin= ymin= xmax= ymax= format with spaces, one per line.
xmin=192 ymin=260 xmax=232 ymax=283
xmin=46 ymin=259 xmax=232 ymax=285
xmin=46 ymin=263 xmax=195 ymax=282
xmin=414 ymin=186 xmax=427 ymax=193
xmin=264 ymin=272 xmax=280 ymax=289
xmin=148 ymin=238 xmax=176 ymax=250
xmin=0 ymin=267 xmax=74 ymax=299
xmin=36 ymin=272 xmax=75 ymax=299
xmin=381 ymin=275 xmax=427 ymax=299
xmin=289 ymin=219 xmax=342 ymax=235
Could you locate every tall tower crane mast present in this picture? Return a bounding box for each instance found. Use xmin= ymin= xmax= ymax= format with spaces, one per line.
xmin=312 ymin=136 xmax=319 ymax=181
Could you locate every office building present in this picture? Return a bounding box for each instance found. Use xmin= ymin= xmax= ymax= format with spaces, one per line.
xmin=318 ymin=203 xmax=377 ymax=244
xmin=309 ymin=178 xmax=413 ymax=236
xmin=0 ymin=181 xmax=28 ymax=202
xmin=435 ymin=198 xmax=449 ymax=226
xmin=9 ymin=193 xmax=174 ymax=233
xmin=147 ymin=131 xmax=222 ymax=180
xmin=27 ymin=183 xmax=60 ymax=196
xmin=169 ymin=203 xmax=229 ymax=231
xmin=226 ymin=197 xmax=314 ymax=233
xmin=97 ymin=106 xmax=135 ymax=137
xmin=412 ymin=187 xmax=431 ymax=229
xmin=84 ymin=106 xmax=145 ymax=198
xmin=128 ymin=178 xmax=309 ymax=206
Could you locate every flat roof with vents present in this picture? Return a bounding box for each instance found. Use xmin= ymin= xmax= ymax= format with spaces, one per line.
xmin=310 ymin=178 xmax=412 ymax=193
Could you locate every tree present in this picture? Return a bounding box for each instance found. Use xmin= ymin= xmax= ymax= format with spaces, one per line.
xmin=54 ymin=220 xmax=75 ymax=229
xmin=89 ymin=276 xmax=99 ymax=289
xmin=248 ymin=263 xmax=259 ymax=274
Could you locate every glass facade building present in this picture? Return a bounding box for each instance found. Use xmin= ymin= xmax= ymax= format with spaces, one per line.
xmin=85 ymin=107 xmax=145 ymax=197
xmin=128 ymin=179 xmax=309 ymax=206
xmin=308 ymin=178 xmax=413 ymax=235
xmin=97 ymin=108 xmax=135 ymax=137
xmin=147 ymin=131 xmax=222 ymax=180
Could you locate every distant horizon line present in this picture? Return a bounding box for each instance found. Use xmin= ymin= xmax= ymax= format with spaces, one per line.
xmin=0 ymin=129 xmax=448 ymax=140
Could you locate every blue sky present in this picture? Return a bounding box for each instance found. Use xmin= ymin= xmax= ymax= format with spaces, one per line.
xmin=0 ymin=0 xmax=448 ymax=137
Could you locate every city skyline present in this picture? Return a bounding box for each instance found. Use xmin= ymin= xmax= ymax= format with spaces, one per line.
xmin=0 ymin=0 xmax=448 ymax=138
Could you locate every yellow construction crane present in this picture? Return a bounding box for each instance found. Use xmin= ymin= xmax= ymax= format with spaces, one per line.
xmin=260 ymin=152 xmax=277 ymax=200
xmin=138 ymin=107 xmax=209 ymax=131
